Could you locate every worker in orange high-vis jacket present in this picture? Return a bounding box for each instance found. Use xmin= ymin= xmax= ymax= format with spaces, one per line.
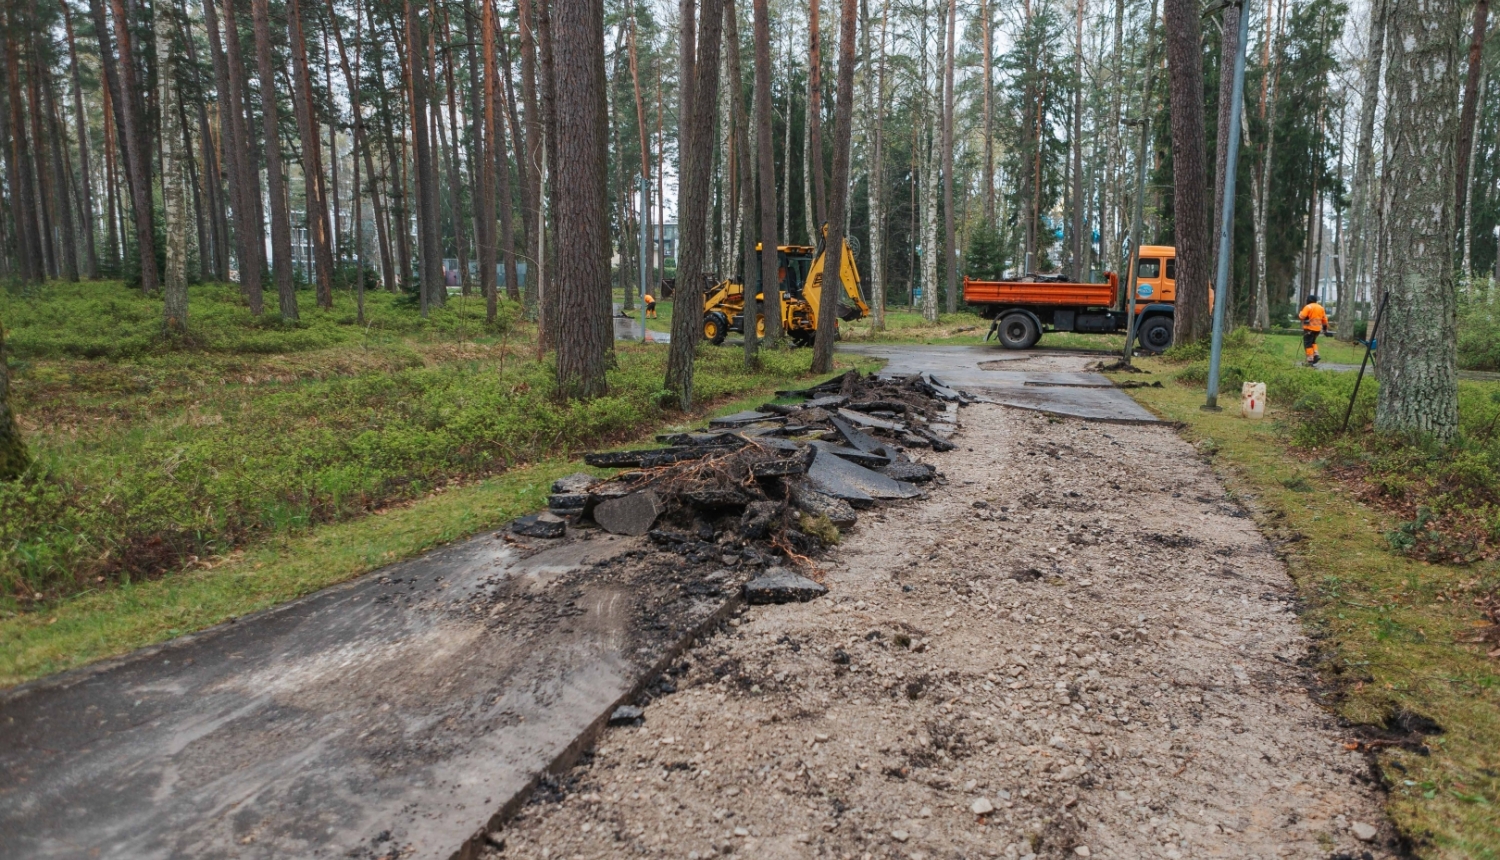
xmin=1298 ymin=293 xmax=1331 ymax=365
xmin=643 ymin=294 xmax=657 ymax=319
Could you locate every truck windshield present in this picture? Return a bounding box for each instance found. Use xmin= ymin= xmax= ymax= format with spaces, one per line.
xmin=1137 ymin=258 xmax=1160 ymax=279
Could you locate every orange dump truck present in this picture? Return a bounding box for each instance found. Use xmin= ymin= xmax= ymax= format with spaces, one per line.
xmin=962 ymin=244 xmax=1181 ymax=352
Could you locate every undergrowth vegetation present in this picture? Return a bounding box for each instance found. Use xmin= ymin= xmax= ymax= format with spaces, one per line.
xmin=1458 ymin=284 xmax=1500 ymax=372
xmin=0 ymin=281 xmax=822 ymax=611
xmin=1168 ymin=328 xmax=1500 ymax=563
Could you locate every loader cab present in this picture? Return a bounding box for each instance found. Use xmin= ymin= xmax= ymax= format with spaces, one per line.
xmin=1131 ymin=245 xmax=1177 ymax=304
xmin=765 ymin=245 xmax=815 ymax=300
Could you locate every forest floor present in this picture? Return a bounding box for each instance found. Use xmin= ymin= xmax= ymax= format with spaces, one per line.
xmin=491 ymin=356 xmax=1394 ymax=860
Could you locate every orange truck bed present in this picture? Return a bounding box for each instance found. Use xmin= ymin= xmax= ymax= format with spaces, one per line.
xmin=962 ymin=272 xmax=1120 ymax=309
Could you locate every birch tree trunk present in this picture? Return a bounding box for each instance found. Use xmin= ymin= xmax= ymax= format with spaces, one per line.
xmin=1374 ymin=0 xmax=1461 ymax=440
xmin=920 ymin=0 xmax=939 ymax=323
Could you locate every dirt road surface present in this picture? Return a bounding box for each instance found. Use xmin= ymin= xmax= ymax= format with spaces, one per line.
xmin=491 ymin=353 xmax=1390 ymax=859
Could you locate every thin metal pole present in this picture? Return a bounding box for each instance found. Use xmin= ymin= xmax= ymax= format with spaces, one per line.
xmin=1122 ymin=0 xmax=1159 ymax=365
xmin=1204 ymin=0 xmax=1251 ymax=409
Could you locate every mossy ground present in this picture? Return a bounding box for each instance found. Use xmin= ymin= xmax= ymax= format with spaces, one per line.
xmin=1112 ymin=344 xmax=1500 ymax=859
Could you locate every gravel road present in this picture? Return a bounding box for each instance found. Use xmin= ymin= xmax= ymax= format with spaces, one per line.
xmin=487 ymin=401 xmax=1390 ymax=860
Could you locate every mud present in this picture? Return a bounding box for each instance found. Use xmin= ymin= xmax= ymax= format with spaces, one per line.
xmin=488 ymin=395 xmax=1391 ymax=859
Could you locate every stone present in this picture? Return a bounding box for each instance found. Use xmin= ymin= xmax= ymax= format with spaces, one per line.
xmin=608 ymin=705 xmax=643 ymax=725
xmin=684 ymin=489 xmax=755 ymax=509
xmin=891 ymin=830 xmax=910 ymax=843
xmin=591 ymin=491 xmax=663 ymax=536
xmin=804 ymin=394 xmax=849 ymax=410
xmin=510 ymin=512 xmax=566 ymax=539
xmin=1351 ymin=822 xmax=1378 ymax=842
xmin=882 ymin=458 xmax=937 ymax=483
xmin=547 ymin=492 xmax=589 ymax=512
xmin=786 ymin=486 xmax=858 ymax=525
xmin=743 ymin=568 xmax=828 ymax=604
xmin=552 ymin=472 xmax=598 ymax=494
xmin=739 ymin=500 xmax=785 ymax=540
xmin=1073 ymin=847 xmax=1091 ymax=857
xmin=807 ymin=446 xmax=921 ymax=506
xmin=971 ymin=797 xmax=995 ymax=815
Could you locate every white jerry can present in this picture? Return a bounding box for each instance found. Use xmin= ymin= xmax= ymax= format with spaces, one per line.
xmin=1241 ymin=382 xmax=1266 ymax=419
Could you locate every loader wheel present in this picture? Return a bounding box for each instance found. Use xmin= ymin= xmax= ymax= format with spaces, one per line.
xmin=996 ymin=313 xmax=1040 ymax=350
xmin=790 ymin=330 xmax=815 ymax=348
xmin=1137 ymin=315 xmax=1174 ymax=353
xmin=703 ymin=311 xmax=730 ymax=345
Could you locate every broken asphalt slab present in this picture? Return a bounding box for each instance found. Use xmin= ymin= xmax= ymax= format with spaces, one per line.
xmin=742 ymin=568 xmax=829 ymax=604
xmin=838 ymin=343 xmax=1161 ymax=423
xmin=0 ymin=533 xmax=740 ymax=860
xmin=807 ymin=445 xmax=922 ymax=506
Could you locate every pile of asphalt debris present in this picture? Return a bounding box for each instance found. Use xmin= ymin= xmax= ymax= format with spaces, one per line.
xmin=509 ymin=370 xmax=974 ymax=603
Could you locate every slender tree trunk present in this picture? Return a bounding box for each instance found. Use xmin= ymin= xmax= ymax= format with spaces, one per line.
xmin=1209 ymin=0 xmax=1241 ymax=318
xmin=981 ymin=0 xmax=993 ymax=223
xmin=40 ymin=64 xmax=79 ymax=282
xmin=514 ymin=0 xmax=541 ymax=310
xmin=1163 ymin=0 xmax=1211 ymax=343
xmin=161 ymin=31 xmax=190 ymax=334
xmin=405 ymin=0 xmax=444 ymax=313
xmin=553 ymin=0 xmax=610 ymax=397
xmin=4 ymin=28 xmax=43 ymax=282
xmin=0 ymin=318 xmax=27 ymax=480
xmin=868 ymin=0 xmax=887 ymax=330
xmin=724 ymin=0 xmax=758 ymax=364
xmin=102 ymin=80 xmax=122 ymax=273
xmin=537 ymin=0 xmax=561 ymax=346
xmin=628 ymin=5 xmax=651 ymax=308
xmin=920 ymin=0 xmax=939 ymax=322
xmin=28 ymin=57 xmax=59 ymax=280
xmin=63 ymin=4 xmax=99 ymax=278
xmin=477 ymin=0 xmax=498 ymax=316
xmin=288 ymin=0 xmax=334 ymax=307
xmin=940 ymin=0 xmax=957 ymax=312
xmin=107 ymin=0 xmax=161 ymax=293
xmin=812 ymin=0 xmax=857 ymax=373
xmin=808 ymin=0 xmax=826 ymax=229
xmin=752 ymin=0 xmax=782 ymax=345
xmin=209 ymin=0 xmax=263 ymax=310
xmin=664 ymin=0 xmax=724 ymax=409
xmin=1375 ymin=0 xmax=1461 ymax=440
xmin=1070 ymin=0 xmax=1083 ymax=280
xmin=1455 ymin=0 xmax=1489 ymax=238
xmin=252 ymin=0 xmax=298 ymax=319
xmin=493 ymin=57 xmax=520 ymax=305
xmin=440 ymin=19 xmax=471 ymax=297
xmin=1105 ymin=0 xmax=1122 ymax=273
xmin=1465 ymin=65 xmax=1486 ymax=280
xmin=1347 ymin=0 xmax=1385 ymax=334
xmin=1253 ymin=0 xmax=1282 ymax=330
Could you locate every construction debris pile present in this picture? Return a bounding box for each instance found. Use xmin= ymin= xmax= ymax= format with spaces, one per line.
xmin=510 ymin=371 xmax=974 ymax=602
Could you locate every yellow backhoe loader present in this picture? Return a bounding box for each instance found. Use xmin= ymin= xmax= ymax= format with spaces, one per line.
xmin=701 ymin=239 xmax=869 ymax=347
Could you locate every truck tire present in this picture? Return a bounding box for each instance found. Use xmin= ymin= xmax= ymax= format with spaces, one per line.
xmin=1137 ymin=315 xmax=1173 ymax=353
xmin=996 ymin=313 xmax=1040 ymax=350
xmin=703 ymin=311 xmax=730 ymax=345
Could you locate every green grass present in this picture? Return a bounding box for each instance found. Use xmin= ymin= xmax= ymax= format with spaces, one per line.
xmin=1111 ymin=339 xmax=1500 ymax=858
xmin=0 ymin=376 xmax=883 ymax=688
xmin=1 ymin=280 xmax=861 ymax=616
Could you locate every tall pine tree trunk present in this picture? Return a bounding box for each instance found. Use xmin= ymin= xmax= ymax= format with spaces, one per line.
xmin=867 ymin=0 xmax=887 ymax=330
xmin=940 ymin=0 xmax=956 ymax=313
xmin=107 ymin=0 xmax=160 ymax=293
xmin=1455 ymin=0 xmax=1489 ymax=239
xmin=664 ymin=0 xmax=724 ymax=409
xmin=252 ymin=0 xmax=298 ymax=319
xmin=812 ymin=0 xmax=857 ymax=373
xmin=752 ymin=0 xmax=782 ymax=344
xmin=1163 ymin=0 xmax=1210 ymax=343
xmin=288 ymin=0 xmax=335 ymax=307
xmin=808 ymin=0 xmax=825 ymax=229
xmin=161 ymin=28 xmax=190 ymax=334
xmin=1374 ymin=0 xmax=1461 ymax=440
xmin=62 ymin=4 xmax=99 ymax=278
xmin=405 ymin=0 xmax=444 ymax=313
xmin=1210 ymin=0 xmax=1241 ymax=318
xmin=477 ymin=0 xmax=498 ymax=315
xmin=208 ymin=0 xmax=264 ymax=311
xmin=553 ymin=0 xmax=610 ymax=398
xmin=4 ymin=27 xmax=44 ymax=282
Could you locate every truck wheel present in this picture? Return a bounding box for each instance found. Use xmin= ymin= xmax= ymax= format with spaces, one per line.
xmin=790 ymin=330 xmax=815 ymax=348
xmin=1137 ymin=316 xmax=1174 ymax=353
xmin=996 ymin=313 xmax=1040 ymax=350
xmin=703 ymin=311 xmax=730 ymax=345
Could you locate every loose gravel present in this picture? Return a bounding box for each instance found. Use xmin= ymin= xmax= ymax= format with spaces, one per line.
xmin=487 ymin=402 xmax=1391 ymax=860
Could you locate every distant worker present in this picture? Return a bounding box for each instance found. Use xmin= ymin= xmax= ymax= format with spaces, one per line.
xmin=1298 ymin=293 xmax=1331 ymax=365
xmin=643 ymin=293 xmax=657 ymax=319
